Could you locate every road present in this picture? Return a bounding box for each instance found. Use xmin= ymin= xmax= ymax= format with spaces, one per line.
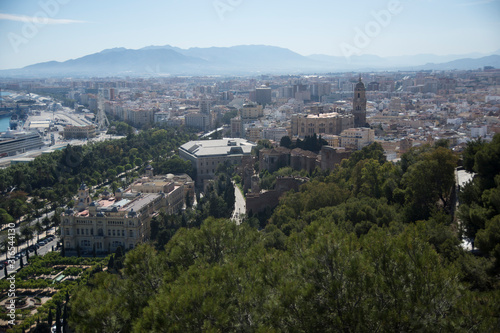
xmin=0 ymin=235 xmax=59 ymax=279
xmin=231 ymin=182 xmax=245 ymax=225
xmin=0 ymin=211 xmax=55 ymax=241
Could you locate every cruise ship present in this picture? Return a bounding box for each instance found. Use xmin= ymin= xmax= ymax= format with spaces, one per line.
xmin=0 ymin=130 xmax=44 ymax=157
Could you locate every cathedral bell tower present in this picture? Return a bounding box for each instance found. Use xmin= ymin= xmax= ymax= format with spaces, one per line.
xmin=353 ymin=76 xmax=367 ymax=127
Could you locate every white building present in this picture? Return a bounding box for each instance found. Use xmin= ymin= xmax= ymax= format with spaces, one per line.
xmin=179 ymin=138 xmax=256 ymax=187
xmin=61 ymin=168 xmax=188 ymax=254
xmin=340 ymin=127 xmax=375 ymax=150
xmin=471 ymin=126 xmax=487 ymax=138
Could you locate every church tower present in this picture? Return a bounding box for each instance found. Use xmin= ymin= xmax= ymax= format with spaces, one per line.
xmin=353 ymin=76 xmax=367 ymax=127
xmin=145 ymin=164 xmax=154 ymax=179
xmin=76 ymin=183 xmax=91 ymax=212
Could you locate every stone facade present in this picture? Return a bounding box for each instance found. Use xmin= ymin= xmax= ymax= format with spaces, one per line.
xmin=319 ymin=146 xmax=353 ymax=171
xmin=291 ymin=112 xmax=354 ymax=138
xmin=259 ymin=147 xmax=291 ymax=173
xmin=61 ymin=169 xmax=188 ymax=254
xmin=246 ymin=177 xmax=308 ymax=215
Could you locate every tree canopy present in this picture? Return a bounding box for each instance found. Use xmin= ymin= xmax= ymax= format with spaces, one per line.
xmin=66 ymin=139 xmax=500 ymax=332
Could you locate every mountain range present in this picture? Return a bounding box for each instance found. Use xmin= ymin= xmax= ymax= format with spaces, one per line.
xmin=1 ymin=45 xmax=499 ymax=77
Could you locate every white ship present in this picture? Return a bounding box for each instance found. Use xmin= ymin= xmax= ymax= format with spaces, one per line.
xmin=0 ymin=130 xmax=44 ymax=158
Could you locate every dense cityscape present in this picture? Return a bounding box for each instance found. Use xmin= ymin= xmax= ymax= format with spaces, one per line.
xmin=0 ymin=66 xmax=499 ymax=332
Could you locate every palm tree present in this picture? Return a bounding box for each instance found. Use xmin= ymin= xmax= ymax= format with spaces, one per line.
xmin=35 ymin=221 xmax=44 ymax=242
xmin=2 ymin=239 xmax=9 ymax=260
xmin=14 ymin=233 xmax=21 ymax=253
xmin=21 ymin=226 xmax=33 ymax=248
xmin=42 ymin=216 xmax=51 ymax=233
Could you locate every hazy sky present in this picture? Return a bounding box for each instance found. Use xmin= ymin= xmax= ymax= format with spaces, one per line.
xmin=0 ymin=0 xmax=499 ymax=70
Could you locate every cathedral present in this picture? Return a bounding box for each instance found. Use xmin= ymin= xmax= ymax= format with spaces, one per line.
xmin=353 ymin=76 xmax=367 ymax=128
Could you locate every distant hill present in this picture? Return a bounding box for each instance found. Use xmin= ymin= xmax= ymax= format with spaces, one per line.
xmin=413 ymin=55 xmax=500 ymax=71
xmin=1 ymin=45 xmax=499 ymax=77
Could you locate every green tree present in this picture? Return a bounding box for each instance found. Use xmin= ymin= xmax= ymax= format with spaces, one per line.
xmin=462 ymin=138 xmax=485 ymax=172
xmin=0 ymin=208 xmax=14 ymax=225
xmin=21 ymin=225 xmax=34 ymax=247
xmin=280 ymin=135 xmax=293 ymax=149
xmin=403 ymin=147 xmax=458 ymax=221
xmin=35 ymin=221 xmax=43 ymax=242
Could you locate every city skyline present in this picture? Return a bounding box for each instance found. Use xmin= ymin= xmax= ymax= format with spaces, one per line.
xmin=1 ymin=0 xmax=500 ymax=70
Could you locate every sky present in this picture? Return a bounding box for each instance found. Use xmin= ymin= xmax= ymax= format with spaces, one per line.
xmin=0 ymin=0 xmax=499 ymax=70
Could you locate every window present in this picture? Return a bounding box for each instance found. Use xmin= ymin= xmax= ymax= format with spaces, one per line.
xmin=108 ymin=230 xmax=111 ymax=236
xmin=129 ymin=230 xmax=134 ymax=237
xmin=86 ymin=229 xmax=89 ymax=235
xmin=98 ymin=229 xmax=103 ymax=236
xmin=358 ymin=93 xmax=360 ymax=98
xmin=65 ymin=228 xmax=69 ymax=236
xmin=81 ymin=240 xmax=90 ymax=247
xmin=91 ymin=228 xmax=94 ymax=235
xmin=77 ymin=229 xmax=80 ymax=235
xmin=122 ymin=230 xmax=125 ymax=237
xmin=113 ymin=230 xmax=116 ymax=236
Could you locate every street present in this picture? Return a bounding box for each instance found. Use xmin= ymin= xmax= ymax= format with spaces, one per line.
xmin=0 ymin=235 xmax=59 ymax=279
xmin=231 ymin=182 xmax=245 ymax=225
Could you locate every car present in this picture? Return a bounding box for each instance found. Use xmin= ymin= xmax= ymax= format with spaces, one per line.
xmin=28 ymin=248 xmax=34 ymax=253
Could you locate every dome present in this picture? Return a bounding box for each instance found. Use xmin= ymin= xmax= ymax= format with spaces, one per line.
xmin=355 ymin=76 xmax=365 ymax=90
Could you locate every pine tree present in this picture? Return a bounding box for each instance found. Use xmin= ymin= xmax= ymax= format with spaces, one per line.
xmin=56 ymin=303 xmax=61 ymax=333
xmin=107 ymin=254 xmax=114 ymax=270
xmin=48 ymin=308 xmax=53 ymax=327
xmin=63 ymin=304 xmax=68 ymax=333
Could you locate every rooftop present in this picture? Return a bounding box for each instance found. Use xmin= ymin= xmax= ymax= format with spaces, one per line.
xmin=301 ymin=112 xmax=351 ymax=119
xmin=180 ymin=138 xmax=256 ymax=157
